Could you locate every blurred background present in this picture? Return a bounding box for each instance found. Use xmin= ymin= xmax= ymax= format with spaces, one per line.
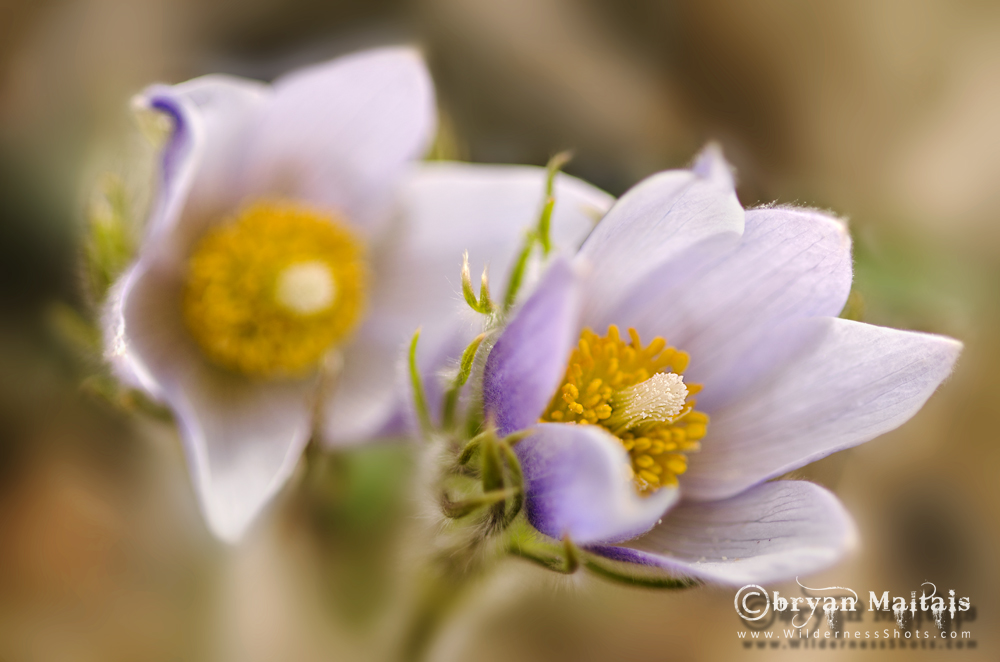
xmin=0 ymin=0 xmax=997 ymax=660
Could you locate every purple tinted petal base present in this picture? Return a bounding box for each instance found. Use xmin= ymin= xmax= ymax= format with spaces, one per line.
xmin=482 ymin=259 xmax=581 ymax=436
xmin=518 ymin=423 xmax=678 ymax=545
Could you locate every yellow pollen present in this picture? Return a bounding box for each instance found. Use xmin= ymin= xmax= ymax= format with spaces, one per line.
xmin=540 ymin=325 xmax=709 ymax=494
xmin=182 ymin=200 xmax=366 ymax=377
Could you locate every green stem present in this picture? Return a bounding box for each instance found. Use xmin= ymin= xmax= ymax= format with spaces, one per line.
xmin=400 ymin=568 xmax=468 ymax=662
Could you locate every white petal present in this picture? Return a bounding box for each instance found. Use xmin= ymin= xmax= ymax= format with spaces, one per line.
xmin=603 ymin=206 xmax=853 ymax=411
xmin=594 ymin=481 xmax=856 ymax=585
xmin=320 ymin=163 xmax=612 ymax=446
xmin=240 ymin=47 xmax=436 ymax=229
xmin=518 ymin=423 xmax=678 ymax=545
xmin=119 ymin=261 xmax=316 ymax=542
xmin=390 ymin=161 xmax=612 ymax=301
xmin=373 ymin=161 xmax=609 ymax=354
xmin=134 ymin=75 xmax=270 ymax=255
xmin=576 ymin=144 xmax=744 ymax=324
xmin=320 ymin=333 xmax=401 ymax=446
xmin=320 ymin=322 xmax=467 ymax=445
xmin=684 ymin=317 xmax=962 ymax=501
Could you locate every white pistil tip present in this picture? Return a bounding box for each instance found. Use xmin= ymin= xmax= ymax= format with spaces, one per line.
xmin=276 ymin=261 xmax=336 ymax=315
xmin=609 ymin=372 xmax=688 ymax=430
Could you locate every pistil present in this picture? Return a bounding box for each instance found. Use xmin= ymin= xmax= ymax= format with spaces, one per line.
xmin=540 ymin=325 xmax=708 ymax=493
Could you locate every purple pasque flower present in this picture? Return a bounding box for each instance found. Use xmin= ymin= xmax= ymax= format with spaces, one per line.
xmin=481 ymin=145 xmax=961 ymax=584
xmin=105 ymin=47 xmax=613 ymax=542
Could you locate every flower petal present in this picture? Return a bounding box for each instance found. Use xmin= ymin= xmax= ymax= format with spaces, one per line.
xmin=590 ymin=481 xmax=856 ymax=585
xmin=576 ymin=144 xmax=744 ymax=323
xmin=482 ymin=258 xmax=582 ymax=436
xmin=241 ymin=47 xmax=436 ymax=229
xmin=321 ymin=321 xmax=469 ymax=444
xmin=603 ymin=206 xmax=853 ymax=411
xmin=118 ymin=261 xmax=316 ymax=542
xmin=518 ymin=423 xmax=678 ymax=545
xmin=388 ymin=161 xmax=613 ymax=304
xmin=319 ymin=162 xmax=611 ymax=445
xmin=134 ymin=75 xmax=270 ymax=252
xmin=320 ymin=332 xmax=402 ymax=445
xmin=683 ymin=317 xmax=962 ymax=501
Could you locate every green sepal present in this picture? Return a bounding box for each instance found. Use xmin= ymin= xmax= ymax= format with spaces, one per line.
xmin=456 ymin=425 xmax=529 ymax=468
xmin=506 ymin=532 xmax=578 ymax=575
xmin=46 ymin=301 xmax=103 ymax=360
xmin=501 ymin=151 xmax=574 ymax=310
xmin=506 ymin=529 xmax=700 ymax=589
xmin=478 ymin=268 xmax=493 ymax=313
xmin=480 ymin=430 xmax=505 ymax=493
xmin=461 ymin=251 xmax=495 ymax=315
xmin=85 ymin=173 xmax=135 ymax=303
xmin=496 ymin=439 xmax=523 ymax=488
xmin=441 ymin=332 xmax=486 ymax=428
xmin=502 ymin=239 xmax=534 ymax=312
xmin=456 ymin=429 xmax=490 ymax=466
xmin=497 ymin=439 xmax=524 ymax=527
xmin=537 ymin=151 xmax=572 ymax=257
xmin=580 ymin=553 xmax=701 ymax=590
xmin=441 ymin=487 xmax=520 ymax=519
xmin=507 ymin=544 xmax=572 ymax=574
xmin=408 ymin=328 xmax=433 ymax=438
xmin=501 ymin=429 xmax=533 ymax=447
xmin=541 ymin=536 xmax=699 ymax=589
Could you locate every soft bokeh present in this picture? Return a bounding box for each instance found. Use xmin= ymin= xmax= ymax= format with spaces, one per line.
xmin=0 ymin=1 xmax=996 ymax=660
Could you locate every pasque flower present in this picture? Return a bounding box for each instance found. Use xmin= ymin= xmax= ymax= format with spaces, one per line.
xmin=104 ymin=47 xmax=612 ymax=541
xmin=481 ymin=146 xmax=960 ymax=584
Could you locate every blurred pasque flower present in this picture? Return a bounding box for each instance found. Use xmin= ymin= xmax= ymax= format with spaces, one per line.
xmin=104 ymin=47 xmax=611 ymax=541
xmin=481 ymin=146 xmax=960 ymax=584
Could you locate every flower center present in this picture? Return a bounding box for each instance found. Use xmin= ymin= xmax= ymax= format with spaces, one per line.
xmin=540 ymin=325 xmax=708 ymax=493
xmin=182 ymin=200 xmax=366 ymax=378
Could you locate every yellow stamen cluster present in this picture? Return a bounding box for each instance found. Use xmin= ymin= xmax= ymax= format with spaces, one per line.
xmin=183 ymin=200 xmax=366 ymax=378
xmin=540 ymin=326 xmax=708 ymax=493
